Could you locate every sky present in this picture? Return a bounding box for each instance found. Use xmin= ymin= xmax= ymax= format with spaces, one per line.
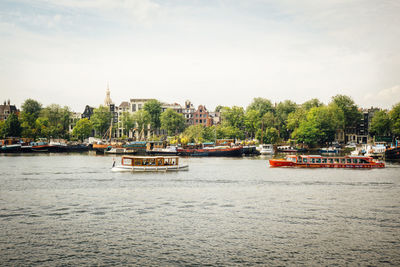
xmin=1 ymin=0 xmax=399 ymax=112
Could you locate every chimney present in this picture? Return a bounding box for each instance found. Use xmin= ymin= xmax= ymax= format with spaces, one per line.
xmin=7 ymin=99 xmax=10 ymax=105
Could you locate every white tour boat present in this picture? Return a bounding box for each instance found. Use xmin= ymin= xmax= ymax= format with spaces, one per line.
xmin=111 ymin=156 xmax=189 ymax=172
xmin=258 ymin=144 xmax=274 ymax=155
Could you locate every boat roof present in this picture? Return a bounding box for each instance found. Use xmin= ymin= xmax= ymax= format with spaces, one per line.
xmin=121 ymin=156 xmax=179 ymax=159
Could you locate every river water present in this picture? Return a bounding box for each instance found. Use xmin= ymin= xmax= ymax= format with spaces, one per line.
xmin=1 ymin=153 xmax=400 ymax=266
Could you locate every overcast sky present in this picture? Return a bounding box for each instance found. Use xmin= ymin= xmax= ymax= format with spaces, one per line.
xmin=1 ymin=0 xmax=399 ymax=112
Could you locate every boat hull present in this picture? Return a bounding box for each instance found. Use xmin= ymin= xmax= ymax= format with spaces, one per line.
xmin=269 ymin=159 xmax=296 ymax=167
xmin=177 ymin=147 xmax=243 ymax=157
xmin=111 ymin=164 xmax=189 ymax=172
xmin=385 ymin=147 xmax=400 ymax=160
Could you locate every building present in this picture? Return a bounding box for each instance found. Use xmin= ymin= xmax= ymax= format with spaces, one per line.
xmin=81 ymin=105 xmax=94 ymax=120
xmin=182 ymin=100 xmax=195 ymax=126
xmin=0 ymin=100 xmax=19 ymax=121
xmin=356 ymin=107 xmax=381 ymax=144
xmin=162 ymin=103 xmax=183 ymax=113
xmin=209 ymin=111 xmax=221 ymax=125
xmin=193 ymin=105 xmax=213 ymax=127
xmin=69 ymin=112 xmax=82 ymax=132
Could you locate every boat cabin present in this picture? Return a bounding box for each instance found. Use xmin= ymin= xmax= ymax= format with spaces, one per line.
xmin=294 ymin=155 xmax=375 ymax=165
xmin=121 ymin=156 xmax=179 ymax=167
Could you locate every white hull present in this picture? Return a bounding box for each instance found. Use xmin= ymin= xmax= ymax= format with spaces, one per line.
xmin=112 ymin=164 xmax=189 ymax=172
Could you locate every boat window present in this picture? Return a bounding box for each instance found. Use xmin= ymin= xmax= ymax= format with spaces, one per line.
xmin=123 ymin=158 xmax=132 ymax=166
xmin=311 ymin=158 xmax=315 ymax=163
xmin=341 ymin=159 xmax=346 ymax=164
xmin=347 ymin=159 xmax=352 ymax=164
xmin=156 ymin=159 xmax=163 ymax=166
xmin=329 ymin=158 xmax=334 ymax=164
xmin=352 ymin=158 xmax=358 ymax=164
xmin=134 ymin=159 xmax=142 ymax=166
xmin=316 ymin=158 xmax=321 ymax=163
xmin=334 ymin=158 xmax=340 ymax=163
xmin=359 ymin=158 xmax=368 ymax=164
xmin=302 ymin=158 xmax=307 ymax=163
xmin=322 ymin=158 xmax=327 ymax=163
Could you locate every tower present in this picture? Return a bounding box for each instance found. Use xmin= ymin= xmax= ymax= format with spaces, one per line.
xmin=104 ymin=83 xmax=113 ymax=106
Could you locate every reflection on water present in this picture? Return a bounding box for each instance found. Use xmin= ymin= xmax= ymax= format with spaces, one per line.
xmin=0 ymin=154 xmax=400 ymax=265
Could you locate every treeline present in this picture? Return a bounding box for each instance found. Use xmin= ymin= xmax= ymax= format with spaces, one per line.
xmin=1 ymin=96 xmax=399 ymax=146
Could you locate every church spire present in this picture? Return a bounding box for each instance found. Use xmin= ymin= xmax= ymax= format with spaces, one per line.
xmin=104 ymin=82 xmax=113 ymax=106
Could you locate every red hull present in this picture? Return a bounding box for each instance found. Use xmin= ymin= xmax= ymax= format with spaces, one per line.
xmin=269 ymin=155 xmax=385 ymax=168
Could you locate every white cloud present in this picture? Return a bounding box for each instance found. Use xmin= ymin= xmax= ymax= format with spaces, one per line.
xmin=363 ymin=85 xmax=400 ymax=109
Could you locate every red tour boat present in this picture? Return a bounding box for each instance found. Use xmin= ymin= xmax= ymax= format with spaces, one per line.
xmin=269 ymin=155 xmax=385 ymax=168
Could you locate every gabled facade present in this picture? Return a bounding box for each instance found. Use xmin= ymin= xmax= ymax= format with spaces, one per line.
xmin=193 ymin=105 xmax=213 ymax=127
xmin=0 ymin=100 xmax=19 ymax=121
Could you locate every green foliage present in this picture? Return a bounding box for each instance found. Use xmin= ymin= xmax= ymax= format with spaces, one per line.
xmin=215 ymin=105 xmax=226 ymax=112
xmin=183 ymin=125 xmax=206 ymax=143
xmin=287 ymin=108 xmax=306 ymax=131
xmin=119 ymin=111 xmax=135 ymax=137
xmin=302 ymin=98 xmax=323 ymax=110
xmin=143 ymin=100 xmax=162 ymax=132
xmin=246 ymin=97 xmax=274 ymax=117
xmin=160 ymin=108 xmax=186 ymax=135
xmin=20 ymin=99 xmax=43 ymax=138
xmin=275 ymin=100 xmax=298 ymax=139
xmin=2 ymin=113 xmax=22 ymax=137
xmin=244 ymin=109 xmax=260 ymax=138
xmin=216 ymin=125 xmax=244 ymax=140
xmin=330 ymin=94 xmax=361 ymax=131
xmin=256 ymin=127 xmax=280 ymax=144
xmin=72 ymin=118 xmax=93 ymax=141
xmin=293 ymin=105 xmax=343 ymax=146
xmin=91 ymin=105 xmax=112 ymax=137
xmin=369 ymin=110 xmax=391 ymax=136
xmin=38 ymin=104 xmax=71 ymax=139
xmin=133 ymin=109 xmax=150 ymax=140
xmin=221 ymin=106 xmax=245 ymax=129
xmin=390 ymin=102 xmax=400 ymax=136
xmin=261 ymin=112 xmax=276 ymax=129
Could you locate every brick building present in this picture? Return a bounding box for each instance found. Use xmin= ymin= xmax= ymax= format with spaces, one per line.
xmin=193 ymin=105 xmax=213 ymax=127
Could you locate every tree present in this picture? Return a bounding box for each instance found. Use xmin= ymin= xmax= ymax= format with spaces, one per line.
xmin=246 ymin=97 xmax=274 ymax=117
xmin=215 ymin=105 xmax=226 ymax=112
xmin=143 ymin=100 xmax=162 ymax=134
xmin=275 ymin=100 xmax=297 ymax=139
xmin=390 ymin=102 xmax=400 ymax=137
xmin=302 ymin=98 xmax=323 ymax=110
xmin=72 ymin=118 xmax=93 ymax=141
xmin=256 ymin=127 xmax=279 ymax=144
xmin=183 ymin=125 xmax=205 ymax=143
xmin=20 ymin=99 xmax=42 ymax=138
xmin=91 ymin=105 xmax=112 ymax=137
xmin=160 ymin=108 xmax=186 ymax=135
xmin=2 ymin=113 xmax=21 ymax=137
xmin=369 ymin=110 xmax=391 ymax=137
xmin=133 ymin=109 xmax=150 ymax=140
xmin=39 ymin=104 xmax=71 ymax=139
xmin=221 ymin=106 xmax=245 ymax=129
xmin=216 ymin=125 xmax=244 ymax=140
xmin=119 ymin=112 xmax=135 ymax=137
xmin=293 ymin=105 xmax=343 ymax=146
xmin=330 ymin=95 xmax=361 ymax=132
xmin=244 ymin=109 xmax=260 ymax=139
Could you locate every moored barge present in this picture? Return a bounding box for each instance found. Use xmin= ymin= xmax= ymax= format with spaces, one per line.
xmin=269 ymin=155 xmax=385 ymax=168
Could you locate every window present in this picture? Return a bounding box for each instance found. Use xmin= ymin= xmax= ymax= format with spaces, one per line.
xmin=200 ymin=119 xmax=202 ymax=123
xmin=195 ymin=119 xmax=198 ymax=123
xmin=322 ymin=159 xmax=327 ymax=163
xmin=347 ymin=159 xmax=352 ymax=164
xmin=132 ymin=104 xmax=136 ymax=112
xmin=316 ymin=158 xmax=321 ymax=163
xmin=138 ymin=104 xmax=142 ymax=110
